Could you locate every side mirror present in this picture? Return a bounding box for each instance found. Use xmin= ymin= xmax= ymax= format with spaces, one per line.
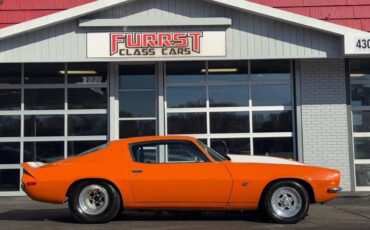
xmin=212 ymin=141 xmax=229 ymax=156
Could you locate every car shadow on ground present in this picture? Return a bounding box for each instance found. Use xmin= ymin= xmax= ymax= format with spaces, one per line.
xmin=0 ymin=208 xmax=273 ymax=224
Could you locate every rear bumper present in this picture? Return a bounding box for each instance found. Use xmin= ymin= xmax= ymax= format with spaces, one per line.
xmin=327 ymin=187 xmax=342 ymax=193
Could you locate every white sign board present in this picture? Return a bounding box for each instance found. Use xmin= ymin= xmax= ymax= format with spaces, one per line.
xmin=87 ymin=31 xmax=226 ymax=58
xmin=345 ymin=34 xmax=370 ymax=55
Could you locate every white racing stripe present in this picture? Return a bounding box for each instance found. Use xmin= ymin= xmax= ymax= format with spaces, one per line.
xmin=27 ymin=162 xmax=46 ymax=168
xmin=227 ymin=154 xmax=305 ymax=165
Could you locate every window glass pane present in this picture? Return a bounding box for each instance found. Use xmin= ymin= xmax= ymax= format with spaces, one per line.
xmin=24 ymin=63 xmax=65 ymax=84
xmin=211 ymin=139 xmax=250 ymax=155
xmin=0 ymin=116 xmax=20 ymax=137
xmin=167 ymin=86 xmax=206 ymax=108
xmin=67 ymin=141 xmax=107 ymax=157
xmin=119 ymin=65 xmax=156 ymax=89
xmin=25 ymin=89 xmax=64 ymax=110
xmin=130 ymin=143 xmax=159 ymax=163
xmin=353 ymin=111 xmax=370 ymax=132
xmin=354 ymin=138 xmax=370 ymax=159
xmin=252 ymin=84 xmax=291 ymax=106
xmin=0 ymin=89 xmax=21 ymax=110
xmin=251 ymin=60 xmax=291 ymax=81
xmin=24 ymin=142 xmax=64 ymax=163
xmin=119 ymin=120 xmax=156 ymax=138
xmin=167 ymin=142 xmax=208 ymax=163
xmin=167 ymin=113 xmax=206 ymax=134
xmin=355 ymin=164 xmax=370 ymax=187
xmin=208 ymin=61 xmax=248 ymax=81
xmin=68 ymin=114 xmax=107 ymax=136
xmin=0 ymin=64 xmax=21 ymax=84
xmin=209 ymin=86 xmax=248 ymax=107
xmin=166 ymin=62 xmax=205 ymax=83
xmin=254 ymin=138 xmax=294 ymax=159
xmin=210 ymin=112 xmax=249 ymax=133
xmin=68 ymin=88 xmax=107 ymax=110
xmin=350 ymin=59 xmax=370 ymax=80
xmin=352 ymin=84 xmax=370 ymax=106
xmin=0 ymin=143 xmax=20 ymax=164
xmin=24 ymin=115 xmax=64 ymax=137
xmin=119 ymin=91 xmax=156 ymax=118
xmin=0 ymin=169 xmax=19 ymax=191
xmin=67 ymin=63 xmax=107 ymax=84
xmin=253 ymin=111 xmax=292 ymax=132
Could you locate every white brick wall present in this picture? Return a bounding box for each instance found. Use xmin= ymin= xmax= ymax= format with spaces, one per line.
xmin=299 ymin=59 xmax=352 ymax=191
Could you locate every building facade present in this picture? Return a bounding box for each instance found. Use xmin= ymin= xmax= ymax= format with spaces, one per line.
xmin=0 ymin=0 xmax=370 ymax=196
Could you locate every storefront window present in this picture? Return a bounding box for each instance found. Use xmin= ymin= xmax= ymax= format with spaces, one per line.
xmin=67 ymin=141 xmax=107 ymax=157
xmin=119 ymin=65 xmax=157 ymax=138
xmin=350 ymin=59 xmax=370 ymax=190
xmin=0 ymin=63 xmax=108 ymax=194
xmin=165 ymin=60 xmax=294 ymax=158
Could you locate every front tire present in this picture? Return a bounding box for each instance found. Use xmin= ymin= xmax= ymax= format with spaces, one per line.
xmin=68 ymin=180 xmax=121 ymax=223
xmin=263 ymin=181 xmax=309 ymax=224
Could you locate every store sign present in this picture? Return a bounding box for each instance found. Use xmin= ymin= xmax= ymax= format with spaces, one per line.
xmin=344 ymin=34 xmax=370 ymax=55
xmin=87 ymin=31 xmax=226 ymax=58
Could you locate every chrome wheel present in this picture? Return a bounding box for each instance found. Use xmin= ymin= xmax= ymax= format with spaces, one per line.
xmin=78 ymin=184 xmax=109 ymax=215
xmin=271 ymin=186 xmax=302 ymax=218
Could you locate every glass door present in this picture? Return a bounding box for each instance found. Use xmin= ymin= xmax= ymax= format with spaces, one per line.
xmin=117 ymin=64 xmax=158 ymax=139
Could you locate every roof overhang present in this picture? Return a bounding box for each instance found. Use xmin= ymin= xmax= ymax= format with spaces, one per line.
xmin=0 ymin=0 xmax=369 ymax=56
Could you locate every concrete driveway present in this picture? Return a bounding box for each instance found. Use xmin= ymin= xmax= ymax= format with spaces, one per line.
xmin=0 ymin=195 xmax=369 ymax=230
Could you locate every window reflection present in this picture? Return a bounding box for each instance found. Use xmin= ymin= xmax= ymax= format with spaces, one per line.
xmin=353 ymin=111 xmax=370 ymax=132
xmin=0 ymin=143 xmax=20 ymax=164
xmin=25 ymin=63 xmax=65 ymax=84
xmin=355 ymin=164 xmax=370 ymax=186
xmin=167 ymin=86 xmax=206 ymax=108
xmin=166 ymin=62 xmax=205 ymax=83
xmin=0 ymin=116 xmax=20 ymax=137
xmin=119 ymin=65 xmax=155 ymax=89
xmin=0 ymin=64 xmax=21 ymax=84
xmin=211 ymin=139 xmax=250 ymax=155
xmin=68 ymin=88 xmax=107 ymax=110
xmin=209 ymin=86 xmax=248 ymax=107
xmin=208 ymin=61 xmax=248 ymax=81
xmin=119 ymin=91 xmax=156 ymax=117
xmin=67 ymin=63 xmax=107 ymax=84
xmin=354 ymin=138 xmax=370 ymax=159
xmin=25 ymin=89 xmax=64 ymax=110
xmin=68 ymin=114 xmax=107 ymax=136
xmin=254 ymin=138 xmax=294 ymax=159
xmin=167 ymin=113 xmax=207 ymax=134
xmin=350 ymin=59 xmax=370 ymax=80
xmin=0 ymin=169 xmax=20 ymax=191
xmin=352 ymin=84 xmax=370 ymax=106
xmin=24 ymin=115 xmax=64 ymax=137
xmin=24 ymin=142 xmax=64 ymax=163
xmin=253 ymin=111 xmax=292 ymax=132
xmin=119 ymin=120 xmax=156 ymax=138
xmin=251 ymin=60 xmax=290 ymax=81
xmin=252 ymin=84 xmax=291 ymax=106
xmin=0 ymin=89 xmax=21 ymax=110
xmin=67 ymin=141 xmax=107 ymax=157
xmin=210 ymin=112 xmax=249 ymax=133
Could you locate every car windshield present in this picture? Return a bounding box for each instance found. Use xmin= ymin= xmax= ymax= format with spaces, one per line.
xmin=197 ymin=140 xmax=230 ymax=162
xmin=78 ymin=144 xmax=108 ymax=156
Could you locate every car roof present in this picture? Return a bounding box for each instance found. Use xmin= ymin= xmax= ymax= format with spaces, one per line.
xmin=112 ymin=136 xmax=197 ymax=144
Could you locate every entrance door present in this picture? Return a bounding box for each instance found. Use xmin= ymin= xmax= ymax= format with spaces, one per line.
xmin=128 ymin=140 xmax=232 ymax=207
xmin=116 ymin=64 xmax=158 ymax=139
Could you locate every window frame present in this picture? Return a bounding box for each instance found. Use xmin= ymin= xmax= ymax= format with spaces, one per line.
xmin=128 ymin=140 xmax=211 ymax=164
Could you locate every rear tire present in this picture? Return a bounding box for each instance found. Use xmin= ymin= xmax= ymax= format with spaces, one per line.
xmin=263 ymin=181 xmax=309 ymax=224
xmin=68 ymin=180 xmax=121 ymax=223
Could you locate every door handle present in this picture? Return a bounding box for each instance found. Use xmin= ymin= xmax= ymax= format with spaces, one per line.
xmin=131 ymin=169 xmax=143 ymax=173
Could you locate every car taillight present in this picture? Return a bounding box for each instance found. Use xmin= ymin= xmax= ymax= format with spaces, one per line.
xmin=26 ymin=182 xmax=37 ymax=186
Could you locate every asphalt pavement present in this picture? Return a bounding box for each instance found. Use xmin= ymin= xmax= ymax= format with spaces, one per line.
xmin=0 ymin=194 xmax=369 ymax=230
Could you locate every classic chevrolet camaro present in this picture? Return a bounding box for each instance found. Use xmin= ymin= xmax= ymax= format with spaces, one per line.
xmin=21 ymin=136 xmax=341 ymax=224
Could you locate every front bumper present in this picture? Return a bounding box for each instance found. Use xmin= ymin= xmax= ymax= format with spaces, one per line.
xmin=327 ymin=187 xmax=342 ymax=193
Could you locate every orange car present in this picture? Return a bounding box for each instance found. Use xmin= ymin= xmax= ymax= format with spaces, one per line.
xmin=21 ymin=136 xmax=341 ymax=224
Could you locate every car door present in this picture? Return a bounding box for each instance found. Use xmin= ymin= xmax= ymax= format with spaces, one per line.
xmin=127 ymin=140 xmax=232 ymax=207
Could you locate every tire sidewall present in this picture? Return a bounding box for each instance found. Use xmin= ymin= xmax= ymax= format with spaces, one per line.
xmin=69 ymin=180 xmax=121 ymax=223
xmin=264 ymin=181 xmax=309 ymax=224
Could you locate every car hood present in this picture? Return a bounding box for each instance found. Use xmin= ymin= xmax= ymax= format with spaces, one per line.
xmin=227 ymin=154 xmax=305 ymax=166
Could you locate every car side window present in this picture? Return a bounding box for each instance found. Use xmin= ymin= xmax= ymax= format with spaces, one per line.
xmin=130 ymin=141 xmax=209 ymax=164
